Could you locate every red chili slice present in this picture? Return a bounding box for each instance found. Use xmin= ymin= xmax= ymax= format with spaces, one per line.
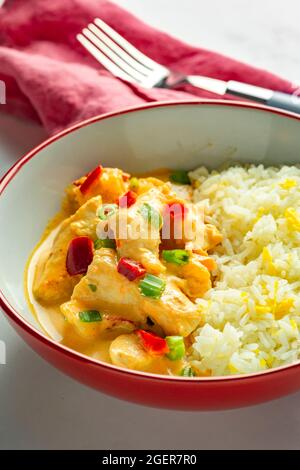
xmin=66 ymin=237 xmax=94 ymax=276
xmin=117 ymin=257 xmax=146 ymax=281
xmin=118 ymin=190 xmax=137 ymax=208
xmin=136 ymin=330 xmax=169 ymax=356
xmin=163 ymin=202 xmax=188 ymax=220
xmin=80 ymin=165 xmax=103 ymax=194
xmin=122 ymin=172 xmax=130 ymax=182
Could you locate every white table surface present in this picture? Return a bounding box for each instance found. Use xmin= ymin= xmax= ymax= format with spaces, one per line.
xmin=1 ymin=0 xmax=300 ymax=450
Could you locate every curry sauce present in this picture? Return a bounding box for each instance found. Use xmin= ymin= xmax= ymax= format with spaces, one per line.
xmin=25 ymin=166 xmax=222 ymax=376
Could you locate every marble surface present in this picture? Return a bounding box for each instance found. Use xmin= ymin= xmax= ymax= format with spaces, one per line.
xmin=1 ymin=0 xmax=300 ymax=450
xmin=117 ymin=0 xmax=300 ymax=82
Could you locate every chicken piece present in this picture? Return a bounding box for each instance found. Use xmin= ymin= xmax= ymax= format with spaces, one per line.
xmin=193 ymin=253 xmax=217 ymax=272
xmin=65 ymin=167 xmax=128 ymax=212
xmin=163 ymin=253 xmax=212 ymax=300
xmin=61 ymin=248 xmax=201 ymax=338
xmin=144 ymin=278 xmax=202 ymax=336
xmin=109 ymin=332 xmax=186 ymax=374
xmin=184 ymin=205 xmax=222 ymax=252
xmin=134 ymin=174 xmax=192 ymax=200
xmin=62 ymin=299 xmax=135 ymax=340
xmin=170 ymin=183 xmax=193 ymax=202
xmin=134 ymin=177 xmax=165 ymax=195
xmin=180 ymin=256 xmax=212 ymax=298
xmin=61 ymin=249 xmax=147 ymax=332
xmin=33 ymin=196 xmax=102 ymax=305
xmin=161 ymin=199 xmax=215 ymax=253
xmin=204 ymin=223 xmax=223 ymax=251
xmin=109 ymin=333 xmax=154 ymax=371
xmin=109 ymin=185 xmax=176 ymax=274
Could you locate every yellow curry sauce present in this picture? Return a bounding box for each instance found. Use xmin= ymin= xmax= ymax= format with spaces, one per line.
xmin=25 ymin=167 xmax=222 ymax=377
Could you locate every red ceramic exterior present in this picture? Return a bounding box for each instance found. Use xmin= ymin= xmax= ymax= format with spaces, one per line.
xmin=2 ymin=100 xmax=300 ymax=410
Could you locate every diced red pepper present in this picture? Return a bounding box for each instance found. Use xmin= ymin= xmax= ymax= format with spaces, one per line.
xmin=162 ymin=202 xmax=188 ymax=244
xmin=118 ymin=190 xmax=137 ymax=208
xmin=66 ymin=237 xmax=94 ymax=276
xmin=163 ymin=202 xmax=188 ymax=220
xmin=80 ymin=165 xmax=103 ymax=194
xmin=122 ymin=172 xmax=130 ymax=182
xmin=136 ymin=330 xmax=169 ymax=356
xmin=117 ymin=257 xmax=146 ymax=281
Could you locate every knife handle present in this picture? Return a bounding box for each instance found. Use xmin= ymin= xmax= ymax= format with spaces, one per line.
xmin=266 ymin=92 xmax=300 ymax=114
xmin=227 ymin=81 xmax=300 ymax=115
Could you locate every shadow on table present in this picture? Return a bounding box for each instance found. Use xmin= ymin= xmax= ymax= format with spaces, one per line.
xmin=1 ymin=328 xmax=299 ymax=450
xmin=0 ymin=114 xmax=46 ymax=177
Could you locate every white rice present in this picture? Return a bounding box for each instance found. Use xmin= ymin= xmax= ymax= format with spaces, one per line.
xmin=188 ymin=164 xmax=300 ymax=376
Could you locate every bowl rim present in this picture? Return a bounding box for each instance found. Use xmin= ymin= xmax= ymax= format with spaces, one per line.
xmin=2 ymin=98 xmax=300 ymax=383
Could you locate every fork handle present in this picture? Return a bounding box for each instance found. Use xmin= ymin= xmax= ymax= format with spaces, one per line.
xmin=226 ymin=81 xmax=300 ymax=115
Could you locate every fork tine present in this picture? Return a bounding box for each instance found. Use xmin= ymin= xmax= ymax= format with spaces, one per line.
xmin=82 ymin=28 xmax=145 ymax=83
xmin=77 ymin=33 xmax=138 ymax=83
xmin=94 ymin=18 xmax=166 ymax=73
xmin=88 ymin=23 xmax=150 ymax=76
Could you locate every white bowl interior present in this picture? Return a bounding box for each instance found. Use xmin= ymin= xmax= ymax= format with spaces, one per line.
xmin=1 ymin=103 xmax=300 ymax=330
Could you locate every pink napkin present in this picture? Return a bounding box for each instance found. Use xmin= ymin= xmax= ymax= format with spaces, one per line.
xmin=0 ymin=0 xmax=295 ymax=135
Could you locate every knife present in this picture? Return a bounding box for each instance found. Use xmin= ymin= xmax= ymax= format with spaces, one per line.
xmin=184 ymin=75 xmax=300 ymax=114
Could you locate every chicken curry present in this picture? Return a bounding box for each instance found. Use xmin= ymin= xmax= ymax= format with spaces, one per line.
xmin=27 ymin=165 xmax=222 ymax=377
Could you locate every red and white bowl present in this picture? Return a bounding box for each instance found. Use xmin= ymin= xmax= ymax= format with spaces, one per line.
xmin=1 ymin=100 xmax=300 ymax=410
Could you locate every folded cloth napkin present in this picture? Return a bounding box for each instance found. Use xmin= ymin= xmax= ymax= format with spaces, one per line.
xmin=0 ymin=0 xmax=295 ymax=135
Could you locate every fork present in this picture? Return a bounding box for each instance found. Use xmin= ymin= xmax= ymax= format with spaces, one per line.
xmin=77 ymin=18 xmax=300 ymax=114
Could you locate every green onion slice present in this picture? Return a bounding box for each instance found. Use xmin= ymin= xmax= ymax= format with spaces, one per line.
xmin=162 ymin=249 xmax=190 ymax=266
xmin=139 ymin=274 xmax=166 ymax=299
xmin=180 ymin=366 xmax=195 ymax=377
xmin=78 ymin=310 xmax=102 ymax=323
xmin=88 ymin=284 xmax=97 ymax=292
xmin=94 ymin=238 xmax=116 ymax=249
xmin=166 ymin=336 xmax=185 ymax=361
xmin=139 ymin=203 xmax=162 ymax=229
xmin=170 ymin=170 xmax=191 ymax=185
xmin=98 ymin=204 xmax=118 ymax=220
